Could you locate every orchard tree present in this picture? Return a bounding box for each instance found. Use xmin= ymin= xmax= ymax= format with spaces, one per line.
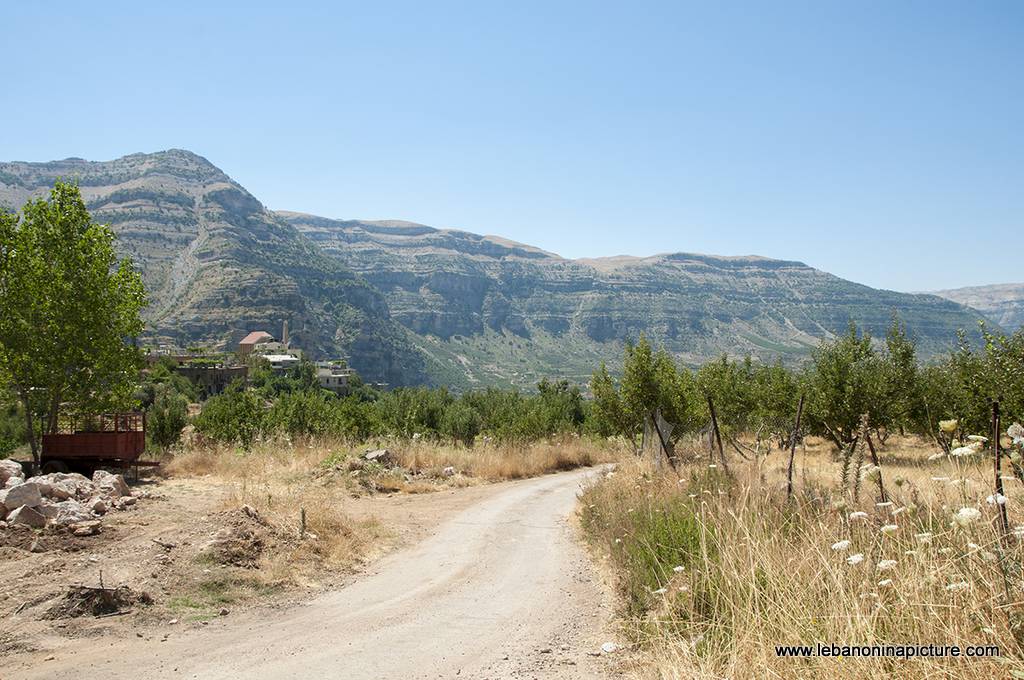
xmin=590 ymin=335 xmax=699 ymax=441
xmin=804 ymin=322 xmax=890 ymax=449
xmin=0 ymin=182 xmax=146 ymax=466
xmin=882 ymin=313 xmax=921 ymax=435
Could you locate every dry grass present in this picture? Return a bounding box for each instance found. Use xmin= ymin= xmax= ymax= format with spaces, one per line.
xmin=393 ymin=435 xmax=617 ymax=480
xmin=162 ymin=435 xmax=620 ymax=586
xmin=164 ymin=434 xmax=619 ymax=486
xmin=581 ymin=436 xmax=1024 ymax=679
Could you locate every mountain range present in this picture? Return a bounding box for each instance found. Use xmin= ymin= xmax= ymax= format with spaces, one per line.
xmin=932 ymin=283 xmax=1024 ymax=332
xmin=0 ymin=149 xmax=994 ymax=389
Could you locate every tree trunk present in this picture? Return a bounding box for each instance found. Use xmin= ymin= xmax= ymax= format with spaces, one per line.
xmin=786 ymin=394 xmax=805 ymax=500
xmin=19 ymin=389 xmax=40 ymax=469
xmin=992 ymin=401 xmax=1010 ymax=536
xmin=47 ymin=391 xmax=61 ymax=434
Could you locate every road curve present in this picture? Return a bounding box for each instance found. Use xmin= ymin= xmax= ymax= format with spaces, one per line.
xmin=20 ymin=467 xmax=612 ymax=680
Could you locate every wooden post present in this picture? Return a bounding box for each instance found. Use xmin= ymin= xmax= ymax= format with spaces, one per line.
xmin=300 ymin=507 xmax=307 ymax=538
xmin=992 ymin=401 xmax=1010 ymax=535
xmin=863 ymin=431 xmax=888 ymax=504
xmin=705 ymin=394 xmax=729 ymax=473
xmin=786 ymin=394 xmax=805 ymax=500
xmin=649 ymin=411 xmax=674 ymax=472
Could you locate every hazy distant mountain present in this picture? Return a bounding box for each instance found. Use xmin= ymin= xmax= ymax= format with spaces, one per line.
xmin=932 ymin=283 xmax=1024 ymax=331
xmin=0 ymin=150 xmax=426 ymax=385
xmin=0 ymin=150 xmax=991 ymax=389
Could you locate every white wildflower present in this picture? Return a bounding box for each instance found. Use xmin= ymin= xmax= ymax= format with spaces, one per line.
xmin=946 ymin=581 xmax=970 ymax=592
xmin=849 ymin=511 xmax=869 ymax=521
xmin=673 ymin=565 xmax=685 ymax=573
xmin=881 ymin=524 xmax=899 ymax=535
xmin=877 ymin=559 xmax=897 ymax=571
xmin=986 ymin=493 xmax=1007 ymax=506
xmin=915 ymin=532 xmax=933 ymax=545
xmin=708 ymin=464 xmax=718 ymax=469
xmin=931 ymin=476 xmax=950 ymax=482
xmin=939 ymin=419 xmax=958 ymax=434
xmin=847 ymin=553 xmax=865 ymax=566
xmin=876 ymin=501 xmax=893 ymax=508
xmin=953 ymin=507 xmax=982 ymax=527
xmin=831 ymin=540 xmax=852 ymax=551
xmin=927 ymin=452 xmax=945 ymax=461
xmin=967 ymin=435 xmax=988 ymax=443
xmin=878 ymin=579 xmax=893 ymax=587
xmin=982 ymin=551 xmax=997 ymax=562
xmin=652 ymin=587 xmax=667 ymax=595
xmin=861 ymin=466 xmax=881 ymax=482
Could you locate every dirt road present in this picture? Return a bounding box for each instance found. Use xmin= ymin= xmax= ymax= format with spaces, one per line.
xmin=14 ymin=468 xmax=615 ymax=679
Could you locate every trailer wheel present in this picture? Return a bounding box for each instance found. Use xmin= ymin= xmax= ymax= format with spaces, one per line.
xmin=41 ymin=460 xmax=70 ymax=474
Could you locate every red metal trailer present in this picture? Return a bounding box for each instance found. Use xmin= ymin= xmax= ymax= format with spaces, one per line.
xmin=41 ymin=413 xmax=153 ymax=475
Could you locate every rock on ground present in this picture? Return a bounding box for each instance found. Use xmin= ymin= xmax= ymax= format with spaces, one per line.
xmin=93 ymin=470 xmax=130 ymax=499
xmin=0 ymin=459 xmax=24 ymax=485
xmin=4 ymin=482 xmax=43 ymax=510
xmin=363 ymin=449 xmax=395 ymax=466
xmin=8 ymin=505 xmax=47 ymax=529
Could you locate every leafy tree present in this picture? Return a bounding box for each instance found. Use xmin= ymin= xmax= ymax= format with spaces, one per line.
xmin=591 ymin=335 xmax=699 ymax=442
xmin=440 ymin=401 xmax=482 ymax=446
xmin=919 ymin=326 xmax=1024 ymax=437
xmin=0 ymin=389 xmax=26 ymax=458
xmin=590 ymin=362 xmax=629 ymax=437
xmin=882 ymin=313 xmax=921 ymax=435
xmin=266 ymin=389 xmax=335 ymax=438
xmin=0 ymin=182 xmax=146 ymax=466
xmin=750 ymin=360 xmax=801 ymax=449
xmin=804 ymin=322 xmax=890 ymax=449
xmin=147 ymin=384 xmax=189 ymax=449
xmin=193 ymin=381 xmax=265 ymax=447
xmin=137 ymin=357 xmax=199 ymax=408
xmin=697 ymin=355 xmax=757 ymax=438
xmin=374 ymin=387 xmax=453 ymax=438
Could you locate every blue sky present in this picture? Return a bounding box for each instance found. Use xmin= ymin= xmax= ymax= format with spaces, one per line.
xmin=3 ymin=1 xmax=1021 ymax=291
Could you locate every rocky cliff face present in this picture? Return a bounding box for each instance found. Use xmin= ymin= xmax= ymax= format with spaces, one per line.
xmin=933 ymin=283 xmax=1024 ymax=331
xmin=0 ymin=150 xmax=991 ymax=390
xmin=280 ymin=212 xmax=989 ymax=388
xmin=0 ymin=151 xmax=426 ymax=385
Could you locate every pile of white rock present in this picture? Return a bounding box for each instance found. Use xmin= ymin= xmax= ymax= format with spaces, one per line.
xmin=0 ymin=459 xmax=137 ymax=534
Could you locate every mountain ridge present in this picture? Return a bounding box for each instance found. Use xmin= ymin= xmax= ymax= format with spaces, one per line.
xmin=0 ymin=149 xmax=994 ymax=389
xmin=932 ymin=283 xmax=1024 ymax=331
xmin=0 ymin=149 xmax=427 ymax=385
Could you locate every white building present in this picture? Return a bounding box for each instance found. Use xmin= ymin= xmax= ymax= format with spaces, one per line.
xmin=263 ymin=354 xmax=301 ymax=371
xmin=316 ymin=362 xmax=355 ymax=395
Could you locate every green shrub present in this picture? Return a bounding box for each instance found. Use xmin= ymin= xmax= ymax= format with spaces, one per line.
xmin=193 ymin=382 xmax=265 ymax=447
xmin=440 ymin=402 xmax=482 ymax=446
xmin=148 ymin=384 xmax=189 ymax=449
